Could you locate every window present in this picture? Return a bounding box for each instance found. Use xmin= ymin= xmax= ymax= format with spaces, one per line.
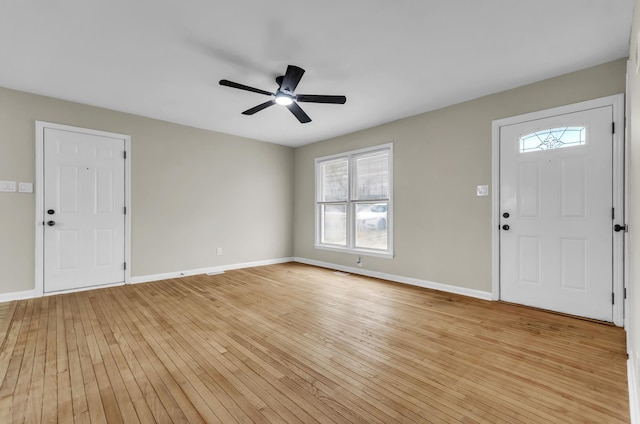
xmin=315 ymin=144 xmax=393 ymax=256
xmin=519 ymin=126 xmax=586 ymax=153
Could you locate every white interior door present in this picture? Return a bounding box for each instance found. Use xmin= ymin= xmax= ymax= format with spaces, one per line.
xmin=499 ymin=106 xmax=614 ymax=321
xmin=43 ymin=127 xmax=126 ymax=293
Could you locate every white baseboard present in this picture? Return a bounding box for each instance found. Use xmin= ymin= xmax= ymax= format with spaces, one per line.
xmin=630 ymin=356 xmax=639 ymax=424
xmin=0 ymin=256 xmax=491 ymax=302
xmin=293 ymin=257 xmax=493 ymax=301
xmin=0 ymin=289 xmax=36 ymax=302
xmin=130 ymin=257 xmax=294 ymax=284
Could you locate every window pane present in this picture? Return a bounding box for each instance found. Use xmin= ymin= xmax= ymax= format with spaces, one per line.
xmin=355 ymin=151 xmax=389 ymax=200
xmin=355 ymin=202 xmax=388 ymax=250
xmin=321 ymin=204 xmax=346 ymax=246
xmin=519 ymin=127 xmax=586 ymax=153
xmin=320 ymin=159 xmax=348 ymax=201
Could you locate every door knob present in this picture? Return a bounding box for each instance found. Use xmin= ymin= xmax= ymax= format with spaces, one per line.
xmin=502 ymin=212 xmax=510 ymax=218
xmin=47 ymin=209 xmax=55 ymax=215
xmin=614 ymin=224 xmax=627 ymax=232
xmin=502 ymin=224 xmax=510 ymax=231
xmin=47 ymin=221 xmax=56 ymax=227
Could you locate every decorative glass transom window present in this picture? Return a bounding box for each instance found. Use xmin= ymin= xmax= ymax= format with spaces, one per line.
xmin=519 ymin=127 xmax=586 ymax=153
xmin=315 ymin=144 xmax=393 ymax=257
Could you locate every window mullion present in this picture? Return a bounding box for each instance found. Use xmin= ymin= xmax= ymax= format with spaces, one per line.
xmin=348 ymin=154 xmax=356 ymax=249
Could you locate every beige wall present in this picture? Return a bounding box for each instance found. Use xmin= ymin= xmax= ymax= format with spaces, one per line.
xmin=628 ymin=0 xmax=640 ymax=410
xmin=293 ymin=59 xmax=627 ymax=293
xmin=0 ymin=59 xmax=628 ymax=298
xmin=0 ymin=87 xmax=294 ymax=294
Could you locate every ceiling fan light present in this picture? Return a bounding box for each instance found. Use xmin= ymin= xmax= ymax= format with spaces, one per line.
xmin=275 ymin=94 xmax=293 ymax=106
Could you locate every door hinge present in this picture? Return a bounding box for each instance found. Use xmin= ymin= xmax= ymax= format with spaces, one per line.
xmin=612 ymin=292 xmax=615 ymax=304
xmin=123 ymin=151 xmax=127 ymax=159
xmin=612 ymin=122 xmax=615 ymax=134
xmin=123 ymin=206 xmax=127 ymax=215
xmin=123 ymin=262 xmax=127 ymax=270
xmin=624 ymin=288 xmax=627 ymax=300
xmin=612 ymin=207 xmax=615 ymax=220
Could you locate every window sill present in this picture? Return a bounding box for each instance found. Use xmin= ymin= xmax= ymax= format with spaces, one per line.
xmin=314 ymin=244 xmax=394 ymax=259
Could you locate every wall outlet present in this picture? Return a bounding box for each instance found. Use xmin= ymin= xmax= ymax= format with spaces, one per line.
xmin=18 ymin=182 xmax=33 ymax=193
xmin=216 ymin=247 xmax=223 ymax=256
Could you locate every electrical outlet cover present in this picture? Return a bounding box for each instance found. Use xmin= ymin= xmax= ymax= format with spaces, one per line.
xmin=18 ymin=182 xmax=33 ymax=193
xmin=476 ymin=185 xmax=489 ymax=196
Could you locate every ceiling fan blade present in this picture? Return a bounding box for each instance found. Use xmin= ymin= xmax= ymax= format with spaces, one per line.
xmin=280 ymin=65 xmax=305 ymax=93
xmin=219 ymin=79 xmax=274 ymax=96
xmin=296 ymin=94 xmax=347 ymax=104
xmin=287 ymin=102 xmax=311 ymax=123
xmin=242 ymin=100 xmax=276 ymax=115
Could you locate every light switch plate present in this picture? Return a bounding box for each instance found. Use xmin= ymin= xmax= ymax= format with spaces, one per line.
xmin=476 ymin=185 xmax=489 ymax=196
xmin=19 ymin=182 xmax=33 ymax=193
xmin=0 ymin=180 xmax=17 ymax=192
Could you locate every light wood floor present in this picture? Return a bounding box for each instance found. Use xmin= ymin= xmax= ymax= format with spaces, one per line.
xmin=0 ymin=300 xmax=12 ymax=323
xmin=0 ymin=263 xmax=629 ymax=423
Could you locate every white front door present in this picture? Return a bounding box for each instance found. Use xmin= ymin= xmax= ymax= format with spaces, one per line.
xmin=499 ymin=106 xmax=615 ymax=321
xmin=43 ymin=127 xmax=127 ymax=293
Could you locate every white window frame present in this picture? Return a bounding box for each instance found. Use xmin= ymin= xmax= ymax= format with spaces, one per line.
xmin=314 ymin=143 xmax=393 ymax=258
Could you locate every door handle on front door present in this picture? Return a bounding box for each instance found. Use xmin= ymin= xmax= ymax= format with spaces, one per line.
xmin=502 ymin=225 xmax=510 ymax=231
xmin=47 ymin=221 xmax=55 ymax=227
xmin=614 ymin=224 xmax=627 ymax=232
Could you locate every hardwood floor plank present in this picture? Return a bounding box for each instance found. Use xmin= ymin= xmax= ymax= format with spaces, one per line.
xmin=69 ymin=294 xmax=107 ymax=424
xmin=0 ymin=300 xmax=27 ymax=403
xmin=11 ymin=300 xmax=42 ymax=422
xmin=134 ymin=284 xmax=293 ymax=424
xmin=102 ymin=290 xmax=202 ymax=423
xmin=138 ymin=286 xmax=296 ymax=422
xmin=87 ymin=295 xmax=156 ymax=423
xmin=61 ymin=295 xmax=90 ymax=424
xmin=81 ymin=295 xmax=139 ymax=423
xmin=99 ymin=303 xmax=182 ymax=422
xmin=0 ymin=301 xmax=17 ymax=352
xmin=41 ymin=297 xmax=59 ymax=423
xmin=0 ymin=263 xmax=629 ymax=423
xmin=53 ymin=295 xmax=72 ymax=424
xmin=161 ymin=277 xmax=379 ymax=423
xmin=154 ymin=281 xmax=352 ymax=424
xmin=208 ymin=273 xmax=475 ymax=422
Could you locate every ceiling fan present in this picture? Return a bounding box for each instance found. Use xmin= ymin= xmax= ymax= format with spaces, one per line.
xmin=219 ymin=65 xmax=346 ymax=124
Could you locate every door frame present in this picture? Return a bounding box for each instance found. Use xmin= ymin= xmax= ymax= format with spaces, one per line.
xmin=35 ymin=121 xmax=132 ymax=297
xmin=491 ymin=94 xmax=625 ymax=326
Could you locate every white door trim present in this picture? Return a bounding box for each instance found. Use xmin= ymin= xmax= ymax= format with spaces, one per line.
xmin=491 ymin=94 xmax=625 ymax=326
xmin=35 ymin=121 xmax=132 ymax=297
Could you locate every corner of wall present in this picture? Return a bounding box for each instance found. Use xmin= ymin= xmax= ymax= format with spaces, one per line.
xmin=629 ymin=349 xmax=639 ymax=424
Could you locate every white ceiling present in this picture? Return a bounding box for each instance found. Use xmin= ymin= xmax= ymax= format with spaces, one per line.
xmin=0 ymin=1 xmax=634 ymax=147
